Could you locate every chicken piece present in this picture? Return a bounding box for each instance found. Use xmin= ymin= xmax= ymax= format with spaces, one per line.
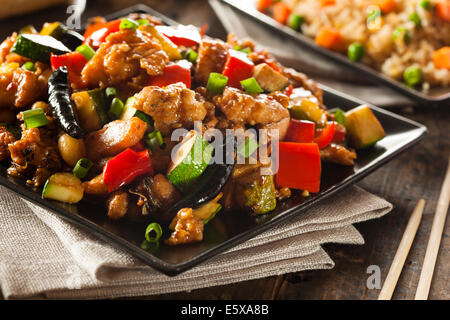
xmin=85 ymin=117 xmax=147 ymax=160
xmin=8 ymin=127 xmax=61 ymax=186
xmin=194 ymin=39 xmax=229 ymax=85
xmin=106 ymin=191 xmax=129 ymax=220
xmin=0 ymin=126 xmax=15 ymax=161
xmin=82 ymin=173 xmax=108 ymax=195
xmin=0 ymin=33 xmax=17 ymax=63
xmin=320 ymin=143 xmax=357 ymax=166
xmin=82 ymin=29 xmax=168 ymax=87
xmin=213 ymin=87 xmax=290 ymax=126
xmin=166 ymin=208 xmax=204 ymax=245
xmin=0 ymin=62 xmax=49 ymax=108
xmin=282 ymin=67 xmax=324 ymax=106
xmin=132 ymin=83 xmax=210 ymax=135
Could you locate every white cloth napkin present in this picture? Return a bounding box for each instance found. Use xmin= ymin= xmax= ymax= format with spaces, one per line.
xmin=0 ymin=184 xmax=392 ymax=299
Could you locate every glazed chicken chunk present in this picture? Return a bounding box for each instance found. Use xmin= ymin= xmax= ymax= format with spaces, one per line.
xmin=82 ymin=28 xmax=168 ymax=87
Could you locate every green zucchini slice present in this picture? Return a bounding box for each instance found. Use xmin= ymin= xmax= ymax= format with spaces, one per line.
xmin=10 ymin=34 xmax=70 ymax=64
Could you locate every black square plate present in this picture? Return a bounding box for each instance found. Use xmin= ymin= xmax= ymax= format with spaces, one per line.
xmin=0 ymin=5 xmax=427 ymax=276
xmin=220 ymin=0 xmax=450 ymax=106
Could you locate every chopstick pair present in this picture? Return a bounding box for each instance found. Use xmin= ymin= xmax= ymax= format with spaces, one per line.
xmin=378 ymin=156 xmax=450 ymax=300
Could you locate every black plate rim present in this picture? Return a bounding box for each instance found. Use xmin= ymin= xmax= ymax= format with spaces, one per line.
xmin=0 ymin=4 xmax=428 ymax=276
xmin=219 ymin=0 xmax=450 ymax=105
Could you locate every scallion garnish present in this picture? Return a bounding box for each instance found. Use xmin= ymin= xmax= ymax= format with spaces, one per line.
xmin=240 ymin=77 xmax=264 ymax=94
xmin=22 ymin=61 xmax=36 ymax=72
xmin=183 ymin=49 xmax=198 ymax=63
xmin=145 ymin=222 xmax=163 ymax=242
xmin=22 ymin=108 xmax=48 ymax=128
xmin=206 ymin=73 xmax=228 ymax=94
xmin=72 ymin=158 xmax=93 ymax=179
xmin=237 ymin=136 xmax=259 ymax=158
xmin=105 ymin=87 xmax=117 ymax=98
xmin=332 ymin=108 xmax=346 ymax=127
xmin=76 ymin=44 xmax=95 ymax=61
xmin=137 ymin=19 xmax=150 ymax=26
xmin=108 ymin=97 xmax=124 ymax=119
xmin=134 ymin=110 xmax=154 ymax=128
xmin=145 ymin=130 xmax=164 ymax=151
xmin=119 ymin=18 xmax=139 ymax=30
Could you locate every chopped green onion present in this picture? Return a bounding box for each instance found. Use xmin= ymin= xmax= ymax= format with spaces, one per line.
xmin=240 ymin=77 xmax=264 ymax=94
xmin=234 ymin=45 xmax=251 ymax=54
xmin=105 ymin=87 xmax=117 ymax=98
xmin=134 ymin=110 xmax=154 ymax=128
xmin=108 ymin=97 xmax=124 ymax=119
xmin=403 ymin=66 xmax=423 ymax=87
xmin=420 ymin=0 xmax=430 ymax=9
xmin=206 ymin=73 xmax=228 ymax=94
xmin=237 ymin=136 xmax=259 ymax=158
xmin=145 ymin=222 xmax=163 ymax=242
xmin=72 ymin=158 xmax=93 ymax=179
xmin=137 ymin=19 xmax=150 ymax=26
xmin=347 ymin=42 xmax=364 ymax=62
xmin=287 ymin=13 xmax=305 ymax=31
xmin=119 ymin=18 xmax=139 ymax=30
xmin=145 ymin=130 xmax=164 ymax=151
xmin=76 ymin=44 xmax=95 ymax=60
xmin=22 ymin=108 xmax=48 ymax=128
xmin=22 ymin=61 xmax=36 ymax=72
xmin=367 ymin=9 xmax=381 ymax=24
xmin=409 ymin=12 xmax=421 ymax=28
xmin=393 ymin=27 xmax=411 ymax=43
xmin=332 ymin=108 xmax=346 ymax=127
xmin=183 ymin=49 xmax=198 ymax=63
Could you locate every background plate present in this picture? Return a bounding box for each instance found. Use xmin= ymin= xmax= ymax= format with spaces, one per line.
xmin=220 ymin=0 xmax=450 ymax=106
xmin=0 ymin=5 xmax=427 ymax=276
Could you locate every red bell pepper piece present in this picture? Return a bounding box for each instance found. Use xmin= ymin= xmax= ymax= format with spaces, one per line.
xmin=83 ymin=19 xmax=121 ymax=49
xmin=50 ymin=52 xmax=87 ymax=87
xmin=155 ymin=25 xmax=201 ymax=47
xmin=285 ymin=119 xmax=315 ymax=143
xmin=275 ymin=142 xmax=321 ymax=193
xmin=314 ymin=121 xmax=336 ymax=149
xmin=222 ymin=49 xmax=255 ymax=89
xmin=103 ymin=148 xmax=153 ymax=192
xmin=315 ymin=122 xmax=346 ymax=143
xmin=284 ymin=84 xmax=293 ymax=96
xmin=147 ymin=60 xmax=192 ymax=88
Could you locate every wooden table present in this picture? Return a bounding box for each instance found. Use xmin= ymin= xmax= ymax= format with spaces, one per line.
xmin=0 ymin=0 xmax=448 ymax=300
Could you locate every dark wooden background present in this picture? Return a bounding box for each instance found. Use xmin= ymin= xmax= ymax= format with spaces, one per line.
xmin=0 ymin=0 xmax=448 ymax=300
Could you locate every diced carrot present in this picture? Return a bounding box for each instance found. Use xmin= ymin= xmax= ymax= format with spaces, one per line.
xmin=437 ymin=0 xmax=450 ymax=21
xmin=315 ymin=27 xmax=341 ymax=49
xmin=433 ymin=47 xmax=450 ymax=69
xmin=273 ymin=2 xmax=292 ymax=24
xmin=257 ymin=0 xmax=273 ymax=11
xmin=321 ymin=0 xmax=336 ymax=6
xmin=372 ymin=0 xmax=396 ymax=14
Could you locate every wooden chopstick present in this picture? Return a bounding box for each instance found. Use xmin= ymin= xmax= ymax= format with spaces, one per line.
xmin=378 ymin=199 xmax=426 ymax=300
xmin=415 ymin=155 xmax=450 ymax=300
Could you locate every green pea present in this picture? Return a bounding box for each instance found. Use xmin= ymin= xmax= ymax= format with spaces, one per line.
xmin=409 ymin=12 xmax=421 ymax=28
xmin=287 ymin=13 xmax=305 ymax=31
xmin=420 ymin=0 xmax=430 ymax=10
xmin=347 ymin=42 xmax=365 ymax=62
xmin=403 ymin=66 xmax=423 ymax=87
xmin=393 ymin=27 xmax=411 ymax=44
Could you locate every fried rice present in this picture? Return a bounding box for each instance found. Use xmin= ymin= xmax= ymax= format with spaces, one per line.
xmin=282 ymin=0 xmax=450 ymax=90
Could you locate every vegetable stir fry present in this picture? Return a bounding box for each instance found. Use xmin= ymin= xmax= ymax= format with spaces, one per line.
xmin=0 ymin=13 xmax=385 ymax=247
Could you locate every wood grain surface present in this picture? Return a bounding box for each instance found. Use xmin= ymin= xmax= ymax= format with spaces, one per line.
xmin=0 ymin=0 xmax=448 ymax=300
